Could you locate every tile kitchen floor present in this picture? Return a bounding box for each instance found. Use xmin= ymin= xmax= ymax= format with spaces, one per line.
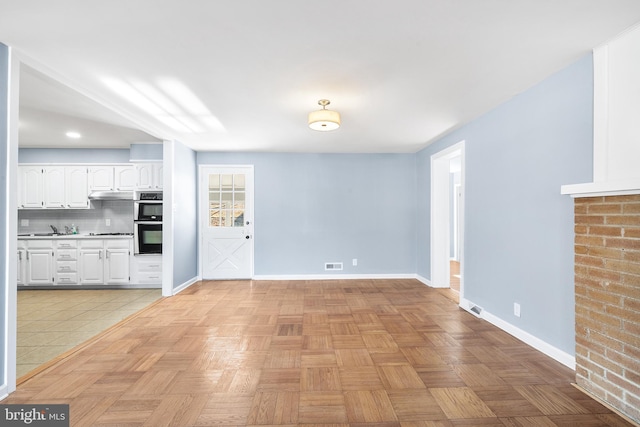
xmin=17 ymin=288 xmax=162 ymax=379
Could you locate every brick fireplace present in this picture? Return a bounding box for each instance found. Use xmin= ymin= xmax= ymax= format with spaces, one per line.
xmin=574 ymin=194 xmax=640 ymax=422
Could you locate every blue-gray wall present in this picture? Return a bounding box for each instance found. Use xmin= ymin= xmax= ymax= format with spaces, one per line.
xmin=197 ymin=153 xmax=417 ymax=275
xmin=417 ymin=54 xmax=594 ymax=354
xmin=130 ymin=143 xmax=163 ymax=161
xmin=19 ymin=148 xmax=131 ymax=163
xmin=0 ymin=42 xmax=9 ymax=387
xmin=172 ymin=141 xmax=198 ymax=287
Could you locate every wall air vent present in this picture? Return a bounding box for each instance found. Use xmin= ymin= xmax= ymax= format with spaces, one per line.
xmin=470 ymin=305 xmax=483 ymax=317
xmin=325 ymin=262 xmax=343 ymax=271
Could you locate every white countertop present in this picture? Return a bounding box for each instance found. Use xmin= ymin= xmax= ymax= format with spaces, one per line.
xmin=18 ymin=234 xmax=133 ymax=240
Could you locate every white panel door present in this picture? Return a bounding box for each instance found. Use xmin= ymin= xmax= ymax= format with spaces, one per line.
xmin=200 ymin=166 xmax=254 ymax=279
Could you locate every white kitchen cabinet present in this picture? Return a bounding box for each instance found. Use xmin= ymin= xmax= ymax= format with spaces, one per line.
xmin=65 ymin=166 xmax=90 ymax=209
xmin=24 ymin=240 xmax=54 ymax=286
xmin=79 ymin=240 xmax=105 ymax=285
xmin=80 ymin=239 xmax=131 ymax=285
xmin=105 ymin=240 xmax=131 ymax=284
xmin=130 ymin=254 xmax=162 ymax=285
xmin=114 ymin=165 xmax=136 ymax=191
xmin=17 ymin=241 xmax=26 ymax=286
xmin=55 ymin=240 xmax=78 ymax=285
xmin=135 ymin=162 xmax=163 ymax=190
xmin=89 ymin=164 xmax=136 ymax=192
xmin=18 ymin=165 xmax=90 ymax=209
xmin=43 ymin=167 xmax=66 ymax=208
xmin=88 ymin=166 xmax=115 ymax=191
xmin=18 ymin=166 xmax=44 ymax=209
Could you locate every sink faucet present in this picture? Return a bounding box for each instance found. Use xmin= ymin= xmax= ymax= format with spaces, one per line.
xmin=50 ymin=225 xmax=58 ymax=234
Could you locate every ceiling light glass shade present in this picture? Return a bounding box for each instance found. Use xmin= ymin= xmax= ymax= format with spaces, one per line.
xmin=308 ymin=99 xmax=341 ymax=131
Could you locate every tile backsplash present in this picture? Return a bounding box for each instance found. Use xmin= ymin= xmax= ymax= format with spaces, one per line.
xmin=18 ymin=201 xmax=134 ymax=235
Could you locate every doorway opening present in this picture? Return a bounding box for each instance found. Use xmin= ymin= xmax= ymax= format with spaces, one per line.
xmin=431 ymin=141 xmax=465 ymax=301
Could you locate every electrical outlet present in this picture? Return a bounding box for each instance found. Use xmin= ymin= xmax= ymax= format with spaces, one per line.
xmin=352 ymin=258 xmax=358 ymax=266
xmin=514 ymin=302 xmax=521 ymax=317
xmin=105 ymin=218 xmax=111 ymax=226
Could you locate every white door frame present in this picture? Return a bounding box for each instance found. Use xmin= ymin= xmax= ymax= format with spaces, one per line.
xmin=198 ymin=165 xmax=255 ymax=280
xmin=430 ymin=141 xmax=465 ymax=297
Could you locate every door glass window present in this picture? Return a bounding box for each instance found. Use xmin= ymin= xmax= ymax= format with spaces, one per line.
xmin=209 ymin=173 xmax=245 ymax=227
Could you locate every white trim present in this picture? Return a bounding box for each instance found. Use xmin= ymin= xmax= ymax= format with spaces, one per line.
xmin=161 ymin=141 xmax=172 ymax=297
xmin=171 ymin=276 xmax=200 ymax=295
xmin=253 ymin=273 xmax=418 ymax=281
xmin=430 ymin=141 xmax=465 ymax=296
xmin=4 ymin=46 xmax=20 ymax=396
xmin=593 ymin=45 xmax=609 ymax=183
xmin=414 ymin=274 xmax=432 ymax=287
xmin=460 ymin=297 xmax=576 ymax=370
xmin=561 ymin=179 xmax=640 ymax=197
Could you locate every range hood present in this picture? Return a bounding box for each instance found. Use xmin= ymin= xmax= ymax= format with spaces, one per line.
xmin=88 ymin=191 xmax=134 ymax=201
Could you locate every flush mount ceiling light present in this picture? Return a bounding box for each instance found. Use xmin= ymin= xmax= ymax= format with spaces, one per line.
xmin=308 ymin=99 xmax=341 ymax=131
xmin=65 ymin=131 xmax=82 ymax=139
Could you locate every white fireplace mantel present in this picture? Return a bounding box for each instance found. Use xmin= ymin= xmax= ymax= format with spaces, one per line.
xmin=562 ymin=24 xmax=640 ymax=199
xmin=561 ymin=179 xmax=640 ymax=198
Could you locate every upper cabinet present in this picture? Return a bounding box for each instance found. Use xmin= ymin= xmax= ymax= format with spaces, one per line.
xmin=19 ymin=163 xmax=137 ymax=210
xmin=19 ymin=165 xmax=90 ymax=209
xmin=115 ymin=165 xmax=136 ymax=191
xmin=18 ymin=166 xmax=45 ymax=209
xmin=88 ymin=164 xmax=135 ymax=192
xmin=135 ymin=163 xmax=163 ymax=190
xmin=66 ymin=166 xmax=90 ymax=208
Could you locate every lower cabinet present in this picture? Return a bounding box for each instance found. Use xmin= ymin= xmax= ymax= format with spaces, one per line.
xmin=22 ymin=240 xmax=54 ymax=286
xmin=130 ymin=255 xmax=162 ymax=285
xmin=18 ymin=237 xmax=133 ymax=287
xmin=79 ymin=239 xmax=132 ymax=285
xmin=55 ymin=239 xmax=78 ymax=285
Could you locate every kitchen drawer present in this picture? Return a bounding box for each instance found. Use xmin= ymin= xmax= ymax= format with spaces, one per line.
xmin=136 ymin=271 xmax=162 ymax=284
xmin=56 ymin=273 xmax=78 ymax=285
xmin=56 ymin=240 xmax=77 ymax=249
xmin=56 ymin=261 xmax=77 ymax=273
xmin=56 ymin=249 xmax=77 ymax=261
xmin=135 ymin=259 xmax=162 ymax=273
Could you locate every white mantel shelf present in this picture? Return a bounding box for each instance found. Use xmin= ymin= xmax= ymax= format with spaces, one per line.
xmin=561 ymin=180 xmax=640 ymax=198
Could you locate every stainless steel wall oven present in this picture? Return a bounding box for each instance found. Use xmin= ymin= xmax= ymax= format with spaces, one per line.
xmin=134 ymin=191 xmax=163 ymax=255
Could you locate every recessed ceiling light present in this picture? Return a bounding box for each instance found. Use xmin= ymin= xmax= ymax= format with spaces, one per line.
xmin=66 ymin=131 xmax=82 ymax=139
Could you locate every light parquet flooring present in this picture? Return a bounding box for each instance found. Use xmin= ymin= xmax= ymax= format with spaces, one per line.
xmin=4 ymin=279 xmax=635 ymax=426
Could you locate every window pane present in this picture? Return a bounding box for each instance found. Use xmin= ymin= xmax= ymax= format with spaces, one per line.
xmin=208 ymin=174 xmax=220 ymax=191
xmin=210 ymin=208 xmax=221 ymax=227
xmin=209 ymin=191 xmax=220 ymax=209
xmin=234 ymin=174 xmax=245 ymax=191
xmin=221 ymin=192 xmax=233 ymax=209
xmin=221 ymin=174 xmax=233 ymax=191
xmin=221 ymin=210 xmax=233 ymax=227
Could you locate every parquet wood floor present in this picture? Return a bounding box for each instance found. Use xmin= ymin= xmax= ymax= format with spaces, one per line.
xmin=3 ymin=279 xmax=635 ymax=426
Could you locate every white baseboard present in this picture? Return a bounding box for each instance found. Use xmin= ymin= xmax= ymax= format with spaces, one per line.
xmin=459 ymin=297 xmax=576 ymax=369
xmin=252 ymin=273 xmax=418 ymax=281
xmin=172 ymin=276 xmax=200 ymax=295
xmin=415 ymin=274 xmax=432 ymax=286
xmin=0 ymin=385 xmax=7 ymax=402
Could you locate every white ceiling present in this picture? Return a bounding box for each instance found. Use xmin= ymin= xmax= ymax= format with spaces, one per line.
xmin=2 ymin=1 xmax=640 ymax=153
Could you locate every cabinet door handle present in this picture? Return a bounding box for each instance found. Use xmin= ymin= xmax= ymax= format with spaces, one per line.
xmin=18 ymin=251 xmax=22 ymax=261
xmin=99 ymin=250 xmax=102 ymax=260
xmin=26 ymin=251 xmax=29 ymax=260
xmin=106 ymin=250 xmax=110 ymax=259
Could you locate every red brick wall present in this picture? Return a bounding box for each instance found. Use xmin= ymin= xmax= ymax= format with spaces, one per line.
xmin=574 ymin=195 xmax=640 ymax=422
